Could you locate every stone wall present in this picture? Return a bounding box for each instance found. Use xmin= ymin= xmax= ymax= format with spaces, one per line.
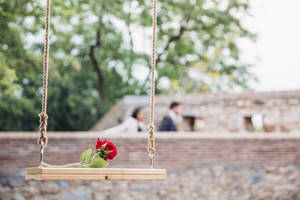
xmin=1 ymin=132 xmax=300 ymax=200
xmin=92 ymin=90 xmax=300 ymax=133
xmin=1 ymin=166 xmax=300 ymax=200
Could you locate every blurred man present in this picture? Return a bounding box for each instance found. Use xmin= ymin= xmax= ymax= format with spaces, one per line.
xmin=159 ymin=102 xmax=181 ymax=131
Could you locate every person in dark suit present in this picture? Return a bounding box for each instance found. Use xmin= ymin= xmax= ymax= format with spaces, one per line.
xmin=159 ymin=102 xmax=181 ymax=131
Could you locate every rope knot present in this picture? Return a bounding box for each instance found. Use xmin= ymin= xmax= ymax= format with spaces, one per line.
xmin=148 ymin=123 xmax=155 ymax=131
xmin=39 ymin=113 xmax=48 ymax=120
xmin=147 ymin=123 xmax=155 ymax=153
xmin=38 ymin=112 xmax=48 ymax=146
xmin=38 ymin=136 xmax=48 ymax=147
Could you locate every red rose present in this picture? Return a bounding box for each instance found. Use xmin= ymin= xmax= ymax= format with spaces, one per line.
xmin=102 ymin=141 xmax=117 ymax=160
xmin=95 ymin=138 xmax=117 ymax=160
xmin=96 ymin=138 xmax=103 ymax=149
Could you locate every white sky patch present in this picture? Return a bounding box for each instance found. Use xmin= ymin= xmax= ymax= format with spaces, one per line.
xmin=86 ymin=13 xmax=98 ymax=24
xmin=132 ymin=64 xmax=149 ymax=83
xmin=71 ymin=16 xmax=80 ymax=25
xmin=71 ymin=49 xmax=79 ymax=56
xmin=108 ymin=60 xmax=128 ymax=80
xmin=70 ymin=34 xmax=84 ymax=45
xmin=158 ymin=76 xmax=171 ymax=90
xmin=188 ymin=68 xmax=212 ymax=85
xmin=241 ymin=0 xmax=300 ymax=91
xmin=24 ymin=31 xmax=44 ymax=48
xmin=131 ymin=25 xmax=152 ymax=54
xmin=24 ymin=16 xmax=35 ymax=27
xmin=251 ymin=113 xmax=264 ymax=130
xmin=103 ymin=14 xmax=135 ymax=50
xmin=55 ymin=50 xmax=65 ymax=59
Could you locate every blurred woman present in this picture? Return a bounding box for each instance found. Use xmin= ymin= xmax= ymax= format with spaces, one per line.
xmin=104 ymin=107 xmax=147 ymax=133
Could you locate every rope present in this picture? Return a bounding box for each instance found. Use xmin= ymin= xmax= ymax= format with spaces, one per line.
xmin=147 ymin=0 xmax=158 ymax=167
xmin=37 ymin=0 xmax=157 ymax=168
xmin=38 ymin=0 xmax=51 ymax=147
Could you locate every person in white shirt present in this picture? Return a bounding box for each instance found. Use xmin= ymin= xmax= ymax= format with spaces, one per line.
xmin=104 ymin=107 xmax=147 ymax=133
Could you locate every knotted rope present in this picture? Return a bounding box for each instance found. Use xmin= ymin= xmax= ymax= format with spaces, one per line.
xmin=38 ymin=0 xmax=51 ymax=148
xmin=147 ymin=0 xmax=158 ymax=168
xmin=38 ymin=0 xmax=157 ymax=168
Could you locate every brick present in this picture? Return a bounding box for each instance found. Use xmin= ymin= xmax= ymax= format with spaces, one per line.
xmin=1 ymin=132 xmax=300 ymax=171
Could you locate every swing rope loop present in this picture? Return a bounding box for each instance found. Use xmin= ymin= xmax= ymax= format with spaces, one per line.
xmin=147 ymin=0 xmax=158 ymax=168
xmin=38 ymin=0 xmax=51 ymax=147
xmin=37 ymin=0 xmax=158 ymax=168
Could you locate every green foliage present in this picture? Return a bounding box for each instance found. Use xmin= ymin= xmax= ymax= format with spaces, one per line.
xmin=80 ymin=148 xmax=92 ymax=164
xmin=0 ymin=53 xmax=19 ymax=95
xmin=0 ymin=0 xmax=256 ymax=131
xmin=90 ymin=157 xmax=109 ymax=168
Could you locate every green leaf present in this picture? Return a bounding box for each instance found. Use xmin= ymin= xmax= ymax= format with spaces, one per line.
xmin=80 ymin=148 xmax=92 ymax=164
xmin=90 ymin=158 xmax=109 ymax=168
xmin=101 ymin=143 xmax=107 ymax=151
xmin=105 ymin=150 xmax=113 ymax=154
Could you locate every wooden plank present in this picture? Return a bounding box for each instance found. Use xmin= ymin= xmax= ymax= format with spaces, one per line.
xmin=26 ymin=168 xmax=165 ymax=175
xmin=26 ymin=174 xmax=166 ymax=180
xmin=25 ymin=167 xmax=166 ymax=181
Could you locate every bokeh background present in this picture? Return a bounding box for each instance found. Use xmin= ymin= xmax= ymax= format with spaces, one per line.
xmin=1 ymin=0 xmax=300 ymax=199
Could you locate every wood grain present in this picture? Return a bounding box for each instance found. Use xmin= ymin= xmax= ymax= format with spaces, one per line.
xmin=25 ymin=167 xmax=166 ymax=180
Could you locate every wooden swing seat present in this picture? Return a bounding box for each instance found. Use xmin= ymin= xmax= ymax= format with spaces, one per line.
xmin=28 ymin=0 xmax=163 ymax=182
xmin=26 ymin=167 xmax=166 ymax=180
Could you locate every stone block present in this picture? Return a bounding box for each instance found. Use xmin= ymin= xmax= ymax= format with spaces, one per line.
xmin=282 ymin=109 xmax=299 ymax=124
xmin=59 ymin=187 xmax=91 ymax=200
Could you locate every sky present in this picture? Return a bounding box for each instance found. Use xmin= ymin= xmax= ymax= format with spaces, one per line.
xmin=242 ymin=0 xmax=300 ymax=91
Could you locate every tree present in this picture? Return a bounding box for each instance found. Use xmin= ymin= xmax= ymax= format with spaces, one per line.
xmin=0 ymin=0 xmax=256 ymax=131
xmin=0 ymin=0 xmax=42 ymax=130
xmin=153 ymin=0 xmax=256 ymax=92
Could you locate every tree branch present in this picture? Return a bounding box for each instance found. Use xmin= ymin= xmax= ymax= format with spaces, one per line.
xmin=89 ymin=29 xmax=104 ymax=101
xmin=156 ymin=25 xmax=186 ymax=64
xmin=143 ymin=25 xmax=186 ymax=85
xmin=126 ymin=10 xmax=134 ymax=79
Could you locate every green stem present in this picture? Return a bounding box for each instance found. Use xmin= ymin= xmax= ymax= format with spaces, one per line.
xmin=92 ymin=154 xmax=98 ymax=159
xmin=41 ymin=162 xmax=85 ymax=168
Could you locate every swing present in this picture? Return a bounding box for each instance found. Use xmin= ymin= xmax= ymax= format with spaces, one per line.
xmin=25 ymin=0 xmax=166 ymax=181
